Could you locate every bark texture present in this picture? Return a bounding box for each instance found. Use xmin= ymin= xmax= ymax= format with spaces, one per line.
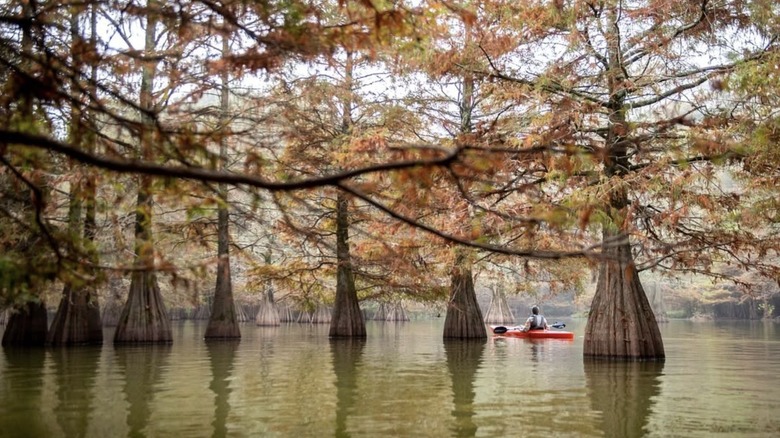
xmin=442 ymin=29 xmax=486 ymax=340
xmin=1 ymin=2 xmax=48 ymax=348
xmin=46 ymin=0 xmax=103 ymax=347
xmin=584 ymin=233 xmax=664 ymax=360
xmin=1 ymin=301 xmax=47 ymax=346
xmin=443 ymin=254 xmax=487 ymax=339
xmin=484 ymin=285 xmax=515 ymax=324
xmin=255 ymin=288 xmax=280 ymax=326
xmin=204 ymin=252 xmax=240 ymax=338
xmin=114 ymin=271 xmax=172 ymax=343
xmin=583 ymin=5 xmax=664 ymax=360
xmin=114 ymin=4 xmax=171 ymax=344
xmin=204 ymin=34 xmax=240 ymax=340
xmin=204 ymin=206 xmax=239 ymax=338
xmin=47 ymin=285 xmax=103 ymax=345
xmin=329 ymin=193 xmax=366 ymax=338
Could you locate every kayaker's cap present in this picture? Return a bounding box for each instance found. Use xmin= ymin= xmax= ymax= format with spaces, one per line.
xmin=532 ymin=305 xmax=540 ymax=315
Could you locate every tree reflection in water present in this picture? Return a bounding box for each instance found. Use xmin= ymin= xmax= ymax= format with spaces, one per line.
xmin=444 ymin=339 xmax=486 ymax=438
xmin=52 ymin=346 xmax=101 ymax=438
xmin=115 ymin=345 xmax=172 ymax=438
xmin=1 ymin=348 xmax=47 ymax=436
xmin=207 ymin=340 xmax=239 ymax=438
xmin=330 ymin=338 xmax=366 ymax=438
xmin=584 ymin=360 xmax=664 ymax=437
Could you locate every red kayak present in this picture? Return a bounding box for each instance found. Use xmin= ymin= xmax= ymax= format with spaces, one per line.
xmin=490 ymin=325 xmax=575 ymax=340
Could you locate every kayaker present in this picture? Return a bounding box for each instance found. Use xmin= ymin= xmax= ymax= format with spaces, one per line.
xmin=521 ymin=306 xmax=549 ymax=331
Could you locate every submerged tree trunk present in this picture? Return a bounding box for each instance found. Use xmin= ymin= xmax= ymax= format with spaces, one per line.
xmin=484 ymin=284 xmax=515 ymax=325
xmin=584 ymin=13 xmax=664 ymax=360
xmin=329 ymin=52 xmax=364 ymax=338
xmin=114 ymin=270 xmax=171 ymax=342
xmin=48 ymin=285 xmax=103 ymax=346
xmin=255 ymin=286 xmax=280 ymax=326
xmin=114 ymin=4 xmax=171 ymax=344
xmin=48 ymin=6 xmax=103 ymax=346
xmin=204 ymin=197 xmax=239 ymax=337
xmin=2 ymin=302 xmax=47 ymax=347
xmin=584 ymin=232 xmax=664 ymax=360
xmin=329 ymin=192 xmax=366 ymax=338
xmin=443 ymin=28 xmax=485 ymax=340
xmin=1 ymin=0 xmax=48 ymax=348
xmin=205 ymin=33 xmax=239 ymax=340
xmin=443 ymin=252 xmax=487 ymax=339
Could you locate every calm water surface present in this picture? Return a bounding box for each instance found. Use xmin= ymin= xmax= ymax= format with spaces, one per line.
xmin=1 ymin=319 xmax=779 ymax=437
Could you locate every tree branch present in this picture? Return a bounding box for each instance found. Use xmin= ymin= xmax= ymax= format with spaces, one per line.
xmin=1 ymin=129 xmax=462 ymax=191
xmin=337 ymin=182 xmax=599 ymax=260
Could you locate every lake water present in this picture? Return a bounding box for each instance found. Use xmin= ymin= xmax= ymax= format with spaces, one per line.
xmin=1 ymin=319 xmax=779 ymax=437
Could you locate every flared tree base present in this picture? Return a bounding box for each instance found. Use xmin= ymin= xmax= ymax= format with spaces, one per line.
xmin=2 ymin=301 xmax=47 ymax=347
xmin=584 ymin=239 xmax=664 ymax=360
xmin=48 ymin=286 xmax=103 ymax=346
xmin=443 ymin=268 xmax=487 ymax=339
xmin=114 ymin=271 xmax=172 ymax=344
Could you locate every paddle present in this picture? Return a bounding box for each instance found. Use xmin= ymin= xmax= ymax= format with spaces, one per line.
xmin=492 ymin=322 xmax=566 ymax=334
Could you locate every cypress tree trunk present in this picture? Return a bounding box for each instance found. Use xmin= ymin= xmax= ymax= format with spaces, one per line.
xmin=48 ymin=284 xmax=103 ymax=346
xmin=2 ymin=302 xmax=47 ymax=347
xmin=584 ymin=232 xmax=664 ymax=360
xmin=1 ymin=0 xmax=48 ymax=348
xmin=255 ymin=286 xmax=280 ymax=326
xmin=584 ymin=10 xmax=664 ymax=360
xmin=442 ymin=24 xmax=486 ymax=340
xmin=329 ymin=51 xmax=364 ymax=338
xmin=114 ymin=270 xmax=171 ymax=342
xmin=484 ymin=284 xmax=515 ymax=324
xmin=205 ymin=33 xmax=239 ymax=339
xmin=114 ymin=2 xmax=171 ymax=343
xmin=329 ymin=192 xmax=366 ymax=338
xmin=48 ymin=6 xmax=103 ymax=346
xmin=443 ymin=252 xmax=486 ymax=339
xmin=204 ymin=210 xmax=239 ymax=337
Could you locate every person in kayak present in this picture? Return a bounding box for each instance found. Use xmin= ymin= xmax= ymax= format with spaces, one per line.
xmin=522 ymin=306 xmax=549 ymax=331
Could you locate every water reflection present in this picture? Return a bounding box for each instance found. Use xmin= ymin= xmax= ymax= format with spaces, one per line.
xmin=330 ymin=338 xmax=365 ymax=438
xmin=529 ymin=339 xmax=543 ymax=363
xmin=584 ymin=360 xmax=664 ymax=437
xmin=115 ymin=345 xmax=172 ymax=438
xmin=206 ymin=341 xmax=239 ymax=438
xmin=51 ymin=346 xmax=101 ymax=437
xmin=0 ymin=348 xmax=47 ymax=436
xmin=444 ymin=340 xmax=486 ymax=438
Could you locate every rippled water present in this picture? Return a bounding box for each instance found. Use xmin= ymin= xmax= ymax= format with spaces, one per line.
xmin=1 ymin=320 xmax=779 ymax=437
